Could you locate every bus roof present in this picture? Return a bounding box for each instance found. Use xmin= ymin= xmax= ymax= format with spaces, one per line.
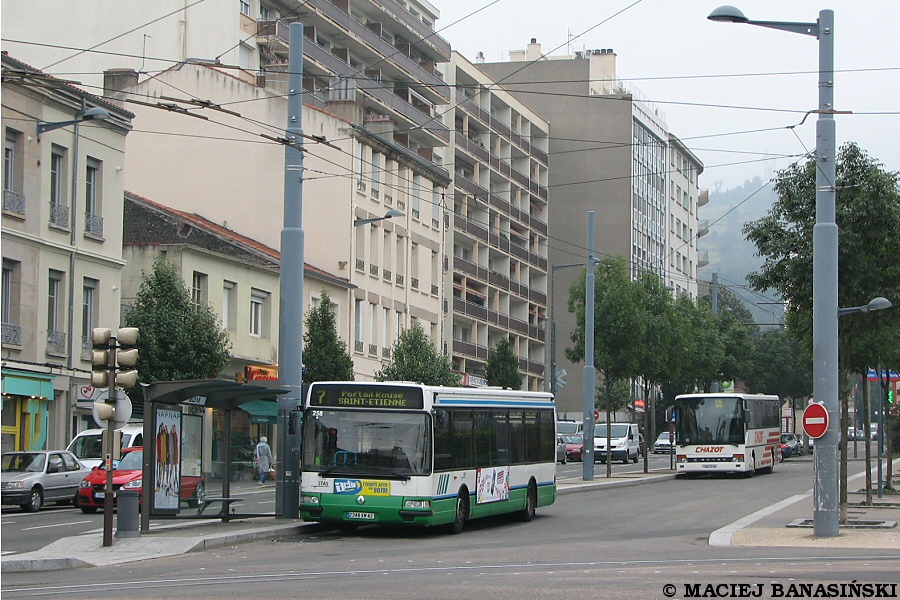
xmin=674 ymin=392 xmax=780 ymax=401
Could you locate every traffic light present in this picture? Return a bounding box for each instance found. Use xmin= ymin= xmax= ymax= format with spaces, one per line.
xmin=90 ymin=328 xmax=113 ymax=388
xmin=889 ymin=389 xmax=895 ymax=405
xmin=115 ymin=327 xmax=140 ymax=388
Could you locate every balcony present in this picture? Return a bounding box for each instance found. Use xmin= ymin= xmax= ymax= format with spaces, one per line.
xmin=256 ymin=19 xmax=291 ymax=58
xmin=49 ymin=203 xmax=69 ymax=229
xmin=84 ymin=212 xmax=104 ymax=239
xmin=303 ymin=41 xmax=450 ymax=144
xmin=2 ymin=323 xmax=22 ymax=346
xmin=455 ymin=90 xmax=549 ymax=165
xmin=46 ymin=330 xmax=66 ymax=356
xmin=452 ymin=338 xmax=488 ymax=361
xmin=698 ymin=189 xmax=709 ymax=207
xmin=698 ymin=220 xmax=709 ymax=237
xmin=3 ymin=190 xmax=25 ymax=216
xmin=698 ymin=251 xmax=709 ymax=268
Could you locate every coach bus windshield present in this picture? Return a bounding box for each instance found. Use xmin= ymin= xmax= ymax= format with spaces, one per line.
xmin=302 ymin=409 xmax=431 ymax=479
xmin=675 ymin=396 xmax=745 ymax=446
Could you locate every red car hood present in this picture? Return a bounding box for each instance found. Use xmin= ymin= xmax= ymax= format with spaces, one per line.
xmin=84 ymin=468 xmax=142 ymax=486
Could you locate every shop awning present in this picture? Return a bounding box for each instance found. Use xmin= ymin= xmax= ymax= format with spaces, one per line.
xmin=239 ymin=399 xmax=279 ymax=424
xmin=1 ymin=369 xmax=55 ymax=399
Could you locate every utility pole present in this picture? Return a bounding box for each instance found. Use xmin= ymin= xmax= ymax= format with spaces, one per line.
xmin=582 ymin=211 xmax=596 ymax=481
xmin=277 ymin=22 xmax=305 ymax=519
xmin=710 ymin=272 xmax=719 ymax=393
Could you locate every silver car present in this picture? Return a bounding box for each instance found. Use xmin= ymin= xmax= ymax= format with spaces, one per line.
xmin=1 ymin=451 xmax=86 ymax=512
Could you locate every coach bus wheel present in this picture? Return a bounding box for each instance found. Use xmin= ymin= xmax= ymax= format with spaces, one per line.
xmin=450 ymin=489 xmax=469 ymax=534
xmin=519 ymin=480 xmax=537 ymax=522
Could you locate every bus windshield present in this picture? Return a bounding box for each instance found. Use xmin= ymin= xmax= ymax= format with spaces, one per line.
xmin=303 ymin=409 xmax=431 ymax=478
xmin=675 ymin=396 xmax=745 ymax=446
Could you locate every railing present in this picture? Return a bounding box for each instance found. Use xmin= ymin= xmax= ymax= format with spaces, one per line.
xmin=370 ymin=264 xmax=379 ymax=276
xmin=303 ymin=41 xmax=450 ymax=143
xmin=452 ymin=338 xmax=488 ymax=361
xmin=3 ymin=190 xmax=25 ymax=215
xmin=383 ymin=269 xmax=392 ymax=282
xmin=2 ymin=323 xmax=22 ymax=346
xmin=396 ymin=273 xmax=404 ymax=285
xmin=304 ymin=1 xmax=450 ymax=100
xmin=368 ymin=343 xmax=378 ymax=356
xmin=49 ymin=203 xmax=69 ymax=228
xmin=382 ymin=347 xmax=391 ymax=359
xmin=354 ymin=340 xmax=364 ymax=353
xmin=46 ymin=330 xmax=66 ymax=355
xmin=455 ymin=90 xmax=549 ymax=165
xmin=382 ymin=0 xmax=451 ymax=59
xmin=356 ymin=259 xmax=365 ymax=271
xmin=431 ymin=284 xmax=439 ymax=296
xmin=81 ymin=336 xmax=92 ymax=361
xmin=84 ymin=212 xmax=104 ymax=238
xmin=411 ymin=277 xmax=419 ymax=289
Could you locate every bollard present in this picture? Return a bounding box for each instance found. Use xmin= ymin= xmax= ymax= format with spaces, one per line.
xmin=116 ymin=490 xmax=141 ymax=538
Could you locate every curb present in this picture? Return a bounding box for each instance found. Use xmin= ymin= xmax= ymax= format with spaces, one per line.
xmin=558 ymin=473 xmax=676 ymax=495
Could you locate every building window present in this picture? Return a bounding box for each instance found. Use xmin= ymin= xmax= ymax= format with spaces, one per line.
xmin=4 ymin=129 xmax=21 ymax=195
xmin=412 ymin=175 xmax=422 ymax=219
xmin=250 ymin=289 xmax=269 ymax=337
xmin=239 ymin=42 xmax=252 ymax=70
xmin=2 ymin=260 xmax=22 ymax=347
xmin=240 ymin=0 xmax=251 ymax=16
xmin=81 ymin=278 xmax=97 ymax=355
xmin=354 ymin=298 xmax=364 ymax=352
xmin=431 ymin=185 xmax=441 ymax=228
xmin=370 ymin=151 xmax=381 ymax=197
xmin=47 ymin=269 xmax=63 ymax=338
xmin=192 ymin=271 xmax=208 ymax=306
xmin=49 ymin=145 xmax=68 ymax=227
xmin=259 ymin=3 xmax=271 ymax=20
xmin=84 ymin=157 xmax=103 ymax=236
xmin=222 ymin=281 xmax=235 ymax=331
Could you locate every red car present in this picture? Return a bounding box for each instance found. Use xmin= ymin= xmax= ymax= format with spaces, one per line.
xmin=77 ymin=447 xmax=205 ymax=512
xmin=562 ymin=434 xmax=584 ymax=462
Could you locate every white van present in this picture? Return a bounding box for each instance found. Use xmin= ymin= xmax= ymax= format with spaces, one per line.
xmin=593 ymin=422 xmax=640 ymax=464
xmin=556 ymin=420 xmax=583 ymax=435
xmin=66 ymin=426 xmax=144 ymax=469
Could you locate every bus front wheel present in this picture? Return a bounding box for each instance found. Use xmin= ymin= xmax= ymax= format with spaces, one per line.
xmin=450 ymin=489 xmax=469 ymax=534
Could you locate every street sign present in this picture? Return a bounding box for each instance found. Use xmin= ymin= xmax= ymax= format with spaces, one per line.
xmin=555 ymin=369 xmax=568 ymax=390
xmin=803 ymin=402 xmax=829 ymax=439
xmin=593 ymin=409 xmax=600 ymax=422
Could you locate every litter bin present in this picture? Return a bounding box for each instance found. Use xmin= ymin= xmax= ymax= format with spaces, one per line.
xmin=116 ymin=490 xmax=140 ymax=538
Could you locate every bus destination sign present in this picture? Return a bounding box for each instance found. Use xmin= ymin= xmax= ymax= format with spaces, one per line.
xmin=311 ymin=384 xmax=424 ymax=410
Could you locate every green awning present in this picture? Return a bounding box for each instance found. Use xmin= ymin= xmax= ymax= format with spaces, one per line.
xmin=1 ymin=369 xmax=55 ymax=399
xmin=239 ymin=399 xmax=279 ymax=424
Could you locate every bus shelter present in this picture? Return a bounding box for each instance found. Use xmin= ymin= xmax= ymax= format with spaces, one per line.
xmin=140 ymin=379 xmax=287 ymax=532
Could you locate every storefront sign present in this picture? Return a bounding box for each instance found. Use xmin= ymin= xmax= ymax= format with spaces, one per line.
xmin=245 ymin=366 xmax=278 ymax=381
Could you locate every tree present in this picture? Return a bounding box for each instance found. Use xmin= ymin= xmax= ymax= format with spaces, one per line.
xmin=566 ymin=258 xmax=644 ymax=477
xmin=123 ymin=257 xmax=231 ymax=399
xmin=302 ymin=290 xmax=354 ymax=383
xmin=375 ymin=322 xmax=460 ymax=386
xmin=744 ymin=142 xmax=900 ymax=516
xmin=485 ymin=336 xmax=522 ymax=389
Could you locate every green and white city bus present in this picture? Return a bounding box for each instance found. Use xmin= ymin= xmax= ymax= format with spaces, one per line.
xmin=299 ymin=381 xmax=558 ymax=533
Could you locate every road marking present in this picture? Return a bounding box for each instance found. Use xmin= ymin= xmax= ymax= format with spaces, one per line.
xmin=21 ymin=520 xmax=93 ymax=531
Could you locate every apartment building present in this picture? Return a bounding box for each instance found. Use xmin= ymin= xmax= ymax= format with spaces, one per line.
xmin=440 ymin=52 xmax=550 ymax=391
xmin=1 ymin=54 xmax=133 ymax=450
xmin=4 ymin=0 xmax=454 ymax=381
xmin=669 ymin=135 xmax=708 ymax=299
xmin=121 ymin=192 xmax=354 ymax=441
xmin=477 ymin=41 xmax=705 ymax=415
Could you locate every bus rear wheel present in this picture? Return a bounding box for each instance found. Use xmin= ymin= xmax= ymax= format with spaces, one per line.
xmin=518 ymin=481 xmax=537 ymax=522
xmin=449 ymin=490 xmax=469 ymax=534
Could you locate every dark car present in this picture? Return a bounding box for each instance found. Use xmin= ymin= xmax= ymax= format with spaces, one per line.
xmin=561 ymin=434 xmax=583 ymax=461
xmin=781 ymin=433 xmax=802 ymax=456
xmin=77 ymin=447 xmax=205 ymax=512
xmin=1 ymin=451 xmax=86 ymax=512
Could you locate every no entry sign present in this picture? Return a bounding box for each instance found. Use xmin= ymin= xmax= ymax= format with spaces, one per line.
xmin=803 ymin=403 xmax=829 ymax=439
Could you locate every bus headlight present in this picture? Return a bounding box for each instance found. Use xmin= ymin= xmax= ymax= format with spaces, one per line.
xmin=300 ymin=495 xmax=319 ymax=505
xmin=676 ymin=455 xmax=687 ymax=463
xmin=404 ymin=499 xmax=431 ymax=509
xmin=732 ymin=454 xmax=744 ymax=463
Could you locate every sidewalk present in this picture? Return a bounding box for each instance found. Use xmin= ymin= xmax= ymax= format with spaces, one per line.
xmin=3 ymin=462 xmax=897 ymax=572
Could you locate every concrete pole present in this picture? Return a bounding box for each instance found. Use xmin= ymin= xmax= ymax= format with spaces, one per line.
xmin=277 ymin=22 xmax=305 ymax=519
xmin=812 ymin=9 xmax=839 ymax=538
xmin=710 ymin=272 xmax=719 ymax=393
xmin=582 ymin=212 xmax=596 ymax=481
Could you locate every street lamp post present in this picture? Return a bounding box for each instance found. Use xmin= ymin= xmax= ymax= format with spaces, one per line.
xmin=709 ymin=4 xmax=840 ymax=538
xmin=354 ymin=209 xmax=404 ymax=227
xmin=549 ymin=263 xmax=583 ymax=398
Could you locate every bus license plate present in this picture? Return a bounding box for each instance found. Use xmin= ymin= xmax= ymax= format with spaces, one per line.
xmin=702 ymin=464 xmax=717 ymax=469
xmin=346 ymin=511 xmax=375 ymax=520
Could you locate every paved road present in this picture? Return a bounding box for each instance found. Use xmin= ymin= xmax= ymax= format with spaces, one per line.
xmin=5 ymin=454 xmax=895 ymax=599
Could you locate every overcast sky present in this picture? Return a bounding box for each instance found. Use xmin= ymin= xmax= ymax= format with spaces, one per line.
xmin=434 ymin=1 xmax=900 ymax=192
